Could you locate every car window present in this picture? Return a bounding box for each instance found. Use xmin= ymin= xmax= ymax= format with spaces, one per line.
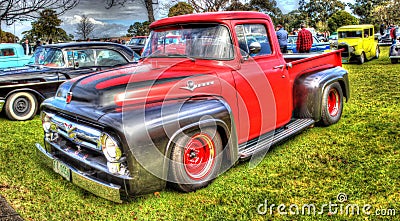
xmin=0 ymin=48 xmax=16 ymax=57
xmin=96 ymin=49 xmax=128 ymax=66
xmin=235 ymin=24 xmax=272 ymax=57
xmin=339 ymin=31 xmax=362 ymax=38
xmin=66 ymin=48 xmax=128 ymax=68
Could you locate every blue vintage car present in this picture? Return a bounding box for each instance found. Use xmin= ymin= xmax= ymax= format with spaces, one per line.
xmin=287 ymin=35 xmax=331 ymax=53
xmin=0 ymin=43 xmax=31 ymax=69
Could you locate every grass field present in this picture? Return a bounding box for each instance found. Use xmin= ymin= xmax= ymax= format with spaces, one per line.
xmin=0 ymin=47 xmax=399 ymax=220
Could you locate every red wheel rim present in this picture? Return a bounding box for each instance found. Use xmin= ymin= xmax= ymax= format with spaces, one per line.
xmin=183 ymin=133 xmax=216 ymax=180
xmin=328 ymin=88 xmax=340 ymax=117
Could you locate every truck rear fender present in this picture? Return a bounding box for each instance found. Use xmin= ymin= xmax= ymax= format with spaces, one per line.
xmin=293 ymin=66 xmax=350 ymax=120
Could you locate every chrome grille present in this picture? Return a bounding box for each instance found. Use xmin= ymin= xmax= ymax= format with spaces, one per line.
xmin=49 ymin=113 xmax=102 ymax=152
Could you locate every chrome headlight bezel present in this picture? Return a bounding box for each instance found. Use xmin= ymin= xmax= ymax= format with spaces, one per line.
xmin=98 ymin=133 xmax=122 ymax=163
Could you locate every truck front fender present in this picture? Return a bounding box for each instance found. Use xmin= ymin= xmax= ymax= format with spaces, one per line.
xmin=293 ymin=66 xmax=350 ymax=120
xmin=99 ymin=97 xmax=238 ymax=195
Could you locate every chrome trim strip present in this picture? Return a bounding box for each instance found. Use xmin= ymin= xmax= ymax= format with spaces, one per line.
xmin=0 ymin=99 xmax=4 ymax=113
xmin=36 ymin=143 xmax=122 ymax=203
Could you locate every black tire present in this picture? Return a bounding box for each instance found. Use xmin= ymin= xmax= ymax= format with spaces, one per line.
xmin=5 ymin=92 xmax=38 ymax=121
xmin=391 ymin=58 xmax=398 ymax=64
xmin=168 ymin=127 xmax=223 ymax=192
xmin=358 ymin=52 xmax=365 ymax=64
xmin=320 ymin=82 xmax=343 ymax=126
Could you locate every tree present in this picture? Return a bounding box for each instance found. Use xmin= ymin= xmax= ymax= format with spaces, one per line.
xmin=371 ymin=0 xmax=400 ymax=27
xmin=168 ymin=2 xmax=194 ymax=17
xmin=0 ymin=30 xmax=17 ymax=43
xmin=105 ymin=0 xmax=157 ymax=23
xmin=299 ymin=0 xmax=345 ymax=30
xmin=348 ymin=0 xmax=387 ymax=24
xmin=188 ymin=0 xmax=229 ymax=12
xmin=75 ymin=15 xmax=95 ymax=40
xmin=248 ymin=0 xmax=282 ymax=24
xmin=127 ymin=21 xmax=150 ymax=37
xmin=0 ymin=0 xmax=78 ymax=43
xmin=225 ymin=0 xmax=252 ymax=11
xmin=327 ymin=10 xmax=359 ymax=33
xmin=0 ymin=0 xmax=79 ymax=25
xmin=21 ymin=9 xmax=71 ymax=43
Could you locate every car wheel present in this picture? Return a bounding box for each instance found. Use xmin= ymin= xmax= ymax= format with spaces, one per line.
xmin=391 ymin=58 xmax=398 ymax=64
xmin=169 ymin=127 xmax=222 ymax=192
xmin=358 ymin=52 xmax=365 ymax=64
xmin=320 ymin=82 xmax=343 ymax=126
xmin=375 ymin=46 xmax=380 ymax=59
xmin=5 ymin=92 xmax=38 ymax=121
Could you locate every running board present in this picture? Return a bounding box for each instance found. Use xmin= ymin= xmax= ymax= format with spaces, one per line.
xmin=238 ymin=119 xmax=315 ymax=159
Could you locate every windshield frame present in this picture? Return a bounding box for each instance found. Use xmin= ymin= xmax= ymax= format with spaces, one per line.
xmin=142 ymin=23 xmax=235 ymax=61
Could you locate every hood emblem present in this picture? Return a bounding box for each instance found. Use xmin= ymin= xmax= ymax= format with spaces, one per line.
xmin=181 ymin=80 xmax=214 ymax=92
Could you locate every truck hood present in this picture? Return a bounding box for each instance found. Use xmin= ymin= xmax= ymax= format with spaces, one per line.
xmin=51 ymin=59 xmax=226 ymax=120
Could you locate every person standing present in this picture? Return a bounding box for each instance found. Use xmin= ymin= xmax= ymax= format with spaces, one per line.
xmin=276 ymin=24 xmax=288 ymax=53
xmin=390 ymin=25 xmax=397 ymax=44
xmin=296 ymin=24 xmax=313 ymax=53
xmin=33 ymin=40 xmax=42 ymax=51
xmin=21 ymin=39 xmax=31 ymax=55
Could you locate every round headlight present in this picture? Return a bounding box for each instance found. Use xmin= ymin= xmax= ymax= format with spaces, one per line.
xmin=99 ymin=133 xmax=122 ymax=162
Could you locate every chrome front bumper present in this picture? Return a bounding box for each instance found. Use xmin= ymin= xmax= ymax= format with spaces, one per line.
xmin=0 ymin=99 xmax=4 ymax=113
xmin=35 ymin=143 xmax=122 ymax=203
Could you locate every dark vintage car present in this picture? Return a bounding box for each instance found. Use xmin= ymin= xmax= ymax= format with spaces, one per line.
xmin=379 ymin=26 xmax=400 ymax=46
xmin=287 ymin=35 xmax=330 ymax=53
xmin=0 ymin=42 xmax=139 ymax=121
xmin=126 ymin=36 xmax=148 ymax=55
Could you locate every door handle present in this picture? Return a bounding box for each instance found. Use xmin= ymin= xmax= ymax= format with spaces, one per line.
xmin=273 ymin=64 xmax=284 ymax=69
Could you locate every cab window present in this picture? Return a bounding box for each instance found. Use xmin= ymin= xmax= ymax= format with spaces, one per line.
xmin=0 ymin=48 xmax=16 ymax=56
xmin=235 ymin=24 xmax=272 ymax=57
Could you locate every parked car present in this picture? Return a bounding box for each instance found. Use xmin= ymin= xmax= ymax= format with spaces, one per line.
xmin=36 ymin=11 xmax=349 ymax=202
xmin=337 ymin=24 xmax=380 ymax=64
xmin=379 ymin=26 xmax=400 ymax=46
xmin=0 ymin=42 xmax=139 ymax=121
xmin=126 ymin=36 xmax=148 ymax=55
xmin=329 ymin=33 xmax=338 ymax=48
xmin=0 ymin=43 xmax=31 ymax=69
xmin=287 ymin=35 xmax=330 ymax=53
xmin=389 ymin=40 xmax=400 ymax=64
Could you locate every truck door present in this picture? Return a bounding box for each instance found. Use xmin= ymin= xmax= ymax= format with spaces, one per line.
xmin=233 ymin=23 xmax=292 ymax=143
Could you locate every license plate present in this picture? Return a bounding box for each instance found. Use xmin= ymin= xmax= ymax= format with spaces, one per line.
xmin=53 ymin=160 xmax=71 ymax=181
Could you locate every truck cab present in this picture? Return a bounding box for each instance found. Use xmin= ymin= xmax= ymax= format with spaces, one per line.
xmin=0 ymin=43 xmax=31 ymax=69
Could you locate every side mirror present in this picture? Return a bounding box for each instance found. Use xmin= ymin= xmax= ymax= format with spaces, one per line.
xmin=249 ymin=42 xmax=261 ymax=54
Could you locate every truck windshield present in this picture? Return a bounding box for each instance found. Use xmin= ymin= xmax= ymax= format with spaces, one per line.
xmin=28 ymin=47 xmax=65 ymax=67
xmin=338 ymin=31 xmax=362 ymax=38
xmin=142 ymin=24 xmax=234 ymax=60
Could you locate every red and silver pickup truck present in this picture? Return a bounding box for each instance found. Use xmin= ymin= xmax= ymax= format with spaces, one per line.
xmin=36 ymin=12 xmax=349 ymax=202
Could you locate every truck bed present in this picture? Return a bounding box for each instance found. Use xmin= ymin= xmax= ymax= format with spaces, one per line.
xmin=283 ymin=50 xmax=343 ymax=80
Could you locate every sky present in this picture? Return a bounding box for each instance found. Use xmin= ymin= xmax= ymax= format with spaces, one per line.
xmin=1 ymin=0 xmax=352 ymax=40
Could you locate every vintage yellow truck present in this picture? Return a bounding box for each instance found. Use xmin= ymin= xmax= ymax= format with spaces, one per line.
xmin=337 ymin=24 xmax=380 ymax=64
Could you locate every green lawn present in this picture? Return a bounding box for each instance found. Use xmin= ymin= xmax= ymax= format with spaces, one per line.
xmin=0 ymin=47 xmax=399 ymax=220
